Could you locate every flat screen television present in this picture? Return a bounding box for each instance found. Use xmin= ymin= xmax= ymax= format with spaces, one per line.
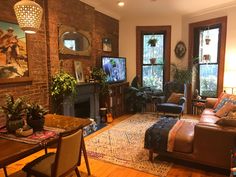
xmin=101 ymin=56 xmax=126 ymax=83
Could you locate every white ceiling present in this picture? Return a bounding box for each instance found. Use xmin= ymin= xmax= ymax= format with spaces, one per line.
xmin=80 ymin=0 xmax=236 ymax=19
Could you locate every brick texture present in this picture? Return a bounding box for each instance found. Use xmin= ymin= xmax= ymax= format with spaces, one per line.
xmin=0 ymin=0 xmax=119 ymax=119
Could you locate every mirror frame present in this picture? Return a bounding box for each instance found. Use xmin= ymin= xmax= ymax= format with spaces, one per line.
xmin=59 ymin=24 xmax=91 ymax=56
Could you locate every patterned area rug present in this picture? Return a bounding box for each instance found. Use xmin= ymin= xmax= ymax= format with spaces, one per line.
xmin=86 ymin=113 xmax=173 ymax=177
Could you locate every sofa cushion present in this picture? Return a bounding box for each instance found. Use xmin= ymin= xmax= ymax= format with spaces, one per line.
xmin=174 ymin=121 xmax=196 ymax=153
xmin=216 ymin=117 xmax=236 ymax=127
xmin=167 ymin=92 xmax=184 ymax=104
xmin=213 ymin=93 xmax=231 ymax=109
xmin=215 ymin=102 xmax=235 ymax=117
xmin=199 ymin=114 xmax=220 ymax=124
xmin=213 ymin=98 xmax=230 ymax=113
xmin=202 ymin=108 xmax=215 ymax=115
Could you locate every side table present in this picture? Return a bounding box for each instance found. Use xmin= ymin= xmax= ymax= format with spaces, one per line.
xmin=192 ymin=99 xmax=207 ymax=115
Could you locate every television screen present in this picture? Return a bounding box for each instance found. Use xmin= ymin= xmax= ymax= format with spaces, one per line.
xmin=101 ymin=56 xmax=126 ymax=83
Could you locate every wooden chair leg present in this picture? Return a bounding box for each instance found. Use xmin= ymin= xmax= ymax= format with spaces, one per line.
xmin=44 ymin=147 xmax=48 ymax=154
xmin=75 ymin=167 xmax=81 ymax=177
xmin=149 ymin=150 xmax=154 ymax=162
xmin=3 ymin=167 xmax=8 ymax=177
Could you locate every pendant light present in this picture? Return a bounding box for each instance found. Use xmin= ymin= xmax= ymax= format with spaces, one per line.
xmin=14 ymin=0 xmax=43 ymax=34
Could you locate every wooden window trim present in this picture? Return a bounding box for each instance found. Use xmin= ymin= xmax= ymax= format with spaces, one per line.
xmin=188 ymin=16 xmax=227 ymax=97
xmin=136 ymin=26 xmax=171 ymax=85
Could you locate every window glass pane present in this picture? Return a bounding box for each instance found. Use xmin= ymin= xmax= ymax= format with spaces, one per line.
xmin=199 ymin=28 xmax=219 ymax=64
xmin=199 ymin=64 xmax=218 ymax=97
xmin=142 ymin=65 xmax=163 ymax=90
xmin=143 ymin=34 xmax=164 ymax=64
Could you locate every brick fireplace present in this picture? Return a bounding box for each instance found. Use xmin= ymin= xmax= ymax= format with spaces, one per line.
xmin=62 ymin=83 xmax=100 ymax=123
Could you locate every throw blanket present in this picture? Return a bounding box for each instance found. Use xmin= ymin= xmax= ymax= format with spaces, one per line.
xmin=144 ymin=117 xmax=184 ymax=152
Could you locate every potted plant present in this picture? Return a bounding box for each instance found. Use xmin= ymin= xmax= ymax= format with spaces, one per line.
xmin=148 ymin=38 xmax=157 ymax=47
xmin=0 ymin=94 xmax=25 ymax=133
xmin=91 ymin=67 xmax=109 ymax=96
xmin=51 ymin=71 xmax=77 ymax=114
xmin=26 ymin=103 xmax=48 ymax=131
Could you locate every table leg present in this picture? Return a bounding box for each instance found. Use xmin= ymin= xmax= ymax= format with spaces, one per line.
xmin=3 ymin=167 xmax=8 ymax=177
xmin=81 ymin=137 xmax=91 ymax=175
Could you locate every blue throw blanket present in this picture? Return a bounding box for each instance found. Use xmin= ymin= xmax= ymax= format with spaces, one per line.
xmin=144 ymin=117 xmax=178 ymax=151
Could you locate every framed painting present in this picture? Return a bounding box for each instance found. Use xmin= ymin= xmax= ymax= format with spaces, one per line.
xmin=102 ymin=38 xmax=112 ymax=52
xmin=0 ymin=21 xmax=31 ymax=84
xmin=74 ymin=61 xmax=84 ymax=83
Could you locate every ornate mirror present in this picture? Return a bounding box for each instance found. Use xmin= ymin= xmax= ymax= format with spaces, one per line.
xmin=59 ymin=25 xmax=91 ymax=56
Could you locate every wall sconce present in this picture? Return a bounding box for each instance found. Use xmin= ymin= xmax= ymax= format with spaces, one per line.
xmin=14 ymin=0 xmax=43 ymax=34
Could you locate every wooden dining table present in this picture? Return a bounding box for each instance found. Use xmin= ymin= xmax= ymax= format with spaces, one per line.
xmin=0 ymin=114 xmax=92 ymax=177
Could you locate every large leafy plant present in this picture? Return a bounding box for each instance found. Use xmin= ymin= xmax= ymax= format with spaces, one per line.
xmin=92 ymin=67 xmax=109 ymax=96
xmin=0 ymin=94 xmax=25 ymax=121
xmin=51 ymin=71 xmax=77 ymax=99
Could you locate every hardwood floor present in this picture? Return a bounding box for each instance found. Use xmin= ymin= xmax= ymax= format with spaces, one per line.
xmin=0 ymin=114 xmax=228 ymax=177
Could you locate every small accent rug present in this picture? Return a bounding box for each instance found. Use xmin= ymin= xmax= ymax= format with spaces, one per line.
xmin=86 ymin=113 xmax=172 ymax=177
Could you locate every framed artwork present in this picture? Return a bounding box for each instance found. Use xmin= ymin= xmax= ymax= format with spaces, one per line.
xmin=102 ymin=38 xmax=112 ymax=52
xmin=174 ymin=41 xmax=186 ymax=59
xmin=74 ymin=61 xmax=84 ymax=83
xmin=0 ymin=21 xmax=30 ymax=84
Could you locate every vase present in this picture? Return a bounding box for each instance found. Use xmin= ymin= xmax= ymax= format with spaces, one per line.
xmin=6 ymin=119 xmax=24 ymax=133
xmin=27 ymin=117 xmax=45 ymax=131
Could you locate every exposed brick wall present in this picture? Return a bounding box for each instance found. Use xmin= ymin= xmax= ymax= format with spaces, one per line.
xmin=0 ymin=0 xmax=119 ymax=117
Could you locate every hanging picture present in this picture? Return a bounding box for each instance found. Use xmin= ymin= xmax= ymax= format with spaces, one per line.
xmin=0 ymin=21 xmax=29 ymax=83
xmin=74 ymin=61 xmax=84 ymax=83
xmin=102 ymin=38 xmax=112 ymax=52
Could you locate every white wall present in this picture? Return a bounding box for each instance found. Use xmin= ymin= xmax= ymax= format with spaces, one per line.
xmin=181 ymin=4 xmax=236 ymax=88
xmin=119 ymin=15 xmax=182 ymax=83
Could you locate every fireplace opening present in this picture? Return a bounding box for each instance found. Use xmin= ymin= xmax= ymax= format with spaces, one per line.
xmin=74 ymin=100 xmax=90 ymax=118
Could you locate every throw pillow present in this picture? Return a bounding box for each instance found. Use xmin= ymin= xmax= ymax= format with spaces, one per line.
xmin=213 ymin=98 xmax=230 ymax=113
xmin=213 ymin=93 xmax=231 ymax=109
xmin=167 ymin=92 xmax=184 ymax=104
xmin=215 ymin=102 xmax=235 ymax=117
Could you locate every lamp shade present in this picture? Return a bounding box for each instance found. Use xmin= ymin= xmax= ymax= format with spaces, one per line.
xmin=224 ymin=71 xmax=236 ymax=88
xmin=14 ymin=0 xmax=43 ymax=34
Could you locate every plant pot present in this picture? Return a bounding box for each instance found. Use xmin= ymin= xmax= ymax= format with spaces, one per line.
xmin=203 ymin=54 xmax=210 ymax=62
xmin=150 ymin=58 xmax=156 ymax=64
xmin=205 ymin=38 xmax=211 ymax=45
xmin=6 ymin=119 xmax=24 ymax=133
xmin=27 ymin=118 xmax=45 ymax=131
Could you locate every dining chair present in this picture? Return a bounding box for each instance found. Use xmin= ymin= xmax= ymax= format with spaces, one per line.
xmin=23 ymin=128 xmax=83 ymax=177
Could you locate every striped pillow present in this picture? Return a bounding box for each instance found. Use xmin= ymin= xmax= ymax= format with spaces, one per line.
xmin=213 ymin=98 xmax=229 ymax=113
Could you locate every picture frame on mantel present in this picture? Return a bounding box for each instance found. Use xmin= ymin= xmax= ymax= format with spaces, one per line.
xmin=102 ymin=38 xmax=112 ymax=52
xmin=0 ymin=21 xmax=31 ymax=84
xmin=74 ymin=61 xmax=84 ymax=83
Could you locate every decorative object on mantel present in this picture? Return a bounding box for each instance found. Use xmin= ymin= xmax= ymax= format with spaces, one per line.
xmin=26 ymin=103 xmax=48 ymax=131
xmin=102 ymin=38 xmax=112 ymax=52
xmin=175 ymin=41 xmax=186 ymax=59
xmin=51 ymin=70 xmax=77 ymax=114
xmin=14 ymin=0 xmax=43 ymax=34
xmin=74 ymin=61 xmax=84 ymax=83
xmin=0 ymin=94 xmax=25 ymax=133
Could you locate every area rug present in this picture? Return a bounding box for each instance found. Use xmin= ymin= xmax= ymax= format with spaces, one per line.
xmin=85 ymin=113 xmax=172 ymax=177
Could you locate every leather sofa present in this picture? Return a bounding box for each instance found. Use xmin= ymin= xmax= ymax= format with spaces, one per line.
xmin=149 ymin=97 xmax=236 ymax=169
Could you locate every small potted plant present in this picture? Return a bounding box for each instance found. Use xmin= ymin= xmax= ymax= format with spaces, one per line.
xmin=0 ymin=94 xmax=25 ymax=133
xmin=51 ymin=70 xmax=77 ymax=114
xmin=92 ymin=67 xmax=109 ymax=96
xmin=148 ymin=38 xmax=157 ymax=47
xmin=26 ymin=103 xmax=48 ymax=131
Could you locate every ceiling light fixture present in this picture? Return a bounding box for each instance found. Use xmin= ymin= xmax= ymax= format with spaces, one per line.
xmin=117 ymin=1 xmax=125 ymax=7
xmin=14 ymin=0 xmax=43 ymax=34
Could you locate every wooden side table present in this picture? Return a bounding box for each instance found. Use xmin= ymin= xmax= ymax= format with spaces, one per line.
xmin=192 ymin=99 xmax=207 ymax=115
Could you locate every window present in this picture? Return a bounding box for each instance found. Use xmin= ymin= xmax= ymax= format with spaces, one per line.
xmin=189 ymin=17 xmax=227 ymax=98
xmin=198 ymin=27 xmax=219 ymax=97
xmin=136 ymin=26 xmax=171 ymax=91
xmin=142 ymin=34 xmax=164 ymax=90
